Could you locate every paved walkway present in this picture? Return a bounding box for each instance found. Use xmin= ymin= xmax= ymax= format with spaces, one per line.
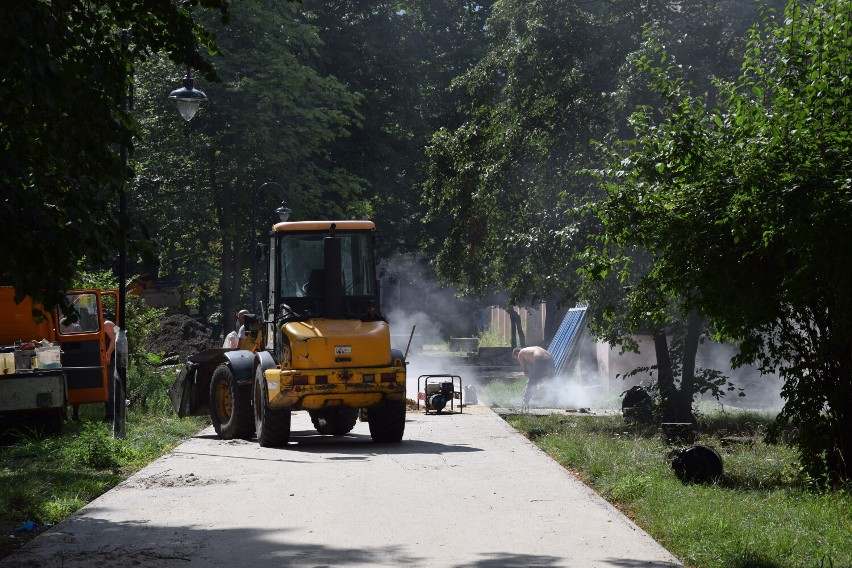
xmin=3 ymin=405 xmax=682 ymax=567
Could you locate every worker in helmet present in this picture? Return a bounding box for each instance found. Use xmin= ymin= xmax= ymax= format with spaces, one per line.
xmin=513 ymin=346 xmax=555 ymax=405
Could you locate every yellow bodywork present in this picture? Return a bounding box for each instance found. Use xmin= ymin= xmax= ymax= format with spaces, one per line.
xmin=264 ymin=366 xmax=405 ymax=410
xmin=284 ymin=319 xmax=391 ymax=368
xmin=273 ymin=220 xmax=375 ymax=233
xmin=265 ymin=317 xmax=405 ymax=410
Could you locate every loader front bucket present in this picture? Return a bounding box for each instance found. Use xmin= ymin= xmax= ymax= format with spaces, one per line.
xmin=169 ymin=349 xmax=230 ymax=417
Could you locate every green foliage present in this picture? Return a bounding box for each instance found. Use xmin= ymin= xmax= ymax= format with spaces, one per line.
xmin=423 ymin=0 xmax=619 ymax=303
xmin=303 ymin=1 xmax=489 ymax=258
xmin=127 ymin=301 xmax=166 ymax=359
xmin=592 ymin=0 xmax=852 ymax=480
xmin=507 ymin=413 xmax=852 ymax=568
xmin=66 ymin=423 xmax=134 ymax=470
xmin=477 ymin=325 xmax=508 ymax=348
xmin=131 ymin=1 xmax=365 ymax=318
xmin=422 ymin=0 xmax=781 ymax=306
xmin=127 ymin=364 xmax=178 ymax=415
xmin=0 ymin=1 xmax=230 ymax=314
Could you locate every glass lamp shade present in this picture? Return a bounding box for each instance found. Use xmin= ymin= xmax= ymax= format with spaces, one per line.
xmin=168 ymin=80 xmax=207 ymax=122
xmin=276 ymin=204 xmax=293 ymax=222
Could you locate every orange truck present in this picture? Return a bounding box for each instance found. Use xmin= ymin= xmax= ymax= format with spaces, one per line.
xmin=0 ymin=287 xmax=117 ymax=432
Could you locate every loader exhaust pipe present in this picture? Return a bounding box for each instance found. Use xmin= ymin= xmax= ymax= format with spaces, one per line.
xmin=324 ymin=224 xmax=343 ymax=318
xmin=404 ymin=325 xmax=416 ymax=360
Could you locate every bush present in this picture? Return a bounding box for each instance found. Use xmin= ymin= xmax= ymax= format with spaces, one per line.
xmin=477 ymin=325 xmax=508 ymax=347
xmin=127 ymin=361 xmax=177 ymax=415
xmin=64 ymin=422 xmax=133 ymax=469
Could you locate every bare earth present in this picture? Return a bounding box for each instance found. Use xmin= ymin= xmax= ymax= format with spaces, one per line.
xmin=2 ymin=405 xmax=682 ymax=567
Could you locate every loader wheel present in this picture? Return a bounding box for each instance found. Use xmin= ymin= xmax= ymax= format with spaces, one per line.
xmin=210 ymin=364 xmax=254 ymax=440
xmin=253 ymin=367 xmax=291 ymax=447
xmin=309 ymin=408 xmax=359 ymax=436
xmin=368 ymin=400 xmax=406 ymax=443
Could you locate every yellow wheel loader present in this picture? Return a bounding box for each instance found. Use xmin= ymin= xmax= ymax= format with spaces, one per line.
xmin=169 ymin=220 xmax=406 ymax=446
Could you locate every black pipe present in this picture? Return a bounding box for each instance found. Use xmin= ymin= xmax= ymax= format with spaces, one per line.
xmin=324 ymin=225 xmax=343 ymax=318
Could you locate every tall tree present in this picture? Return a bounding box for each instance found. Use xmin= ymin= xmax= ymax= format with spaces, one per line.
xmin=593 ymin=0 xmax=852 ymax=480
xmin=580 ymin=0 xmax=786 ymax=422
xmin=0 ymin=0 xmax=230 ymax=312
xmin=131 ymin=1 xmax=364 ymax=320
xmin=304 ymin=1 xmax=494 ymax=258
xmin=423 ymin=0 xmax=786 ymax=304
xmin=423 ymin=0 xmax=652 ymax=307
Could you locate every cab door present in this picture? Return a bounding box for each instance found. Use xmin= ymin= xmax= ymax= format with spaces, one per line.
xmin=57 ymin=290 xmax=113 ymax=406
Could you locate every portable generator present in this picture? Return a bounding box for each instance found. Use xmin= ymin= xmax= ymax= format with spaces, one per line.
xmin=417 ymin=374 xmax=463 ymax=414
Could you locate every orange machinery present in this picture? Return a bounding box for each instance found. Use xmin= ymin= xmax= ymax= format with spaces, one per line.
xmin=0 ymin=287 xmax=118 ymax=428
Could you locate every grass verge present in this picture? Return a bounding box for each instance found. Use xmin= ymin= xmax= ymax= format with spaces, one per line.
xmin=0 ymin=404 xmax=207 ymax=561
xmin=503 ymin=410 xmax=852 ymax=568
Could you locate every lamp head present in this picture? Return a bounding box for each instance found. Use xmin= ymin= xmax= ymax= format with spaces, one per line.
xmin=169 ymin=71 xmax=207 ymax=121
xmin=276 ymin=202 xmax=293 ymax=222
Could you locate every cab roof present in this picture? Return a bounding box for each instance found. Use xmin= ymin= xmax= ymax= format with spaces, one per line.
xmin=272 ymin=220 xmax=375 ymax=232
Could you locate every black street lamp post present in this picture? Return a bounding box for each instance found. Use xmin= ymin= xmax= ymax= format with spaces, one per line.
xmin=113 ymin=49 xmax=207 ymax=439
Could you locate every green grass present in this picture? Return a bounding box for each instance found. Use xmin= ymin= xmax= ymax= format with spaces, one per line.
xmin=477 ymin=326 xmax=509 ymax=348
xmin=0 ymin=376 xmax=207 ymax=561
xmin=503 ymin=411 xmax=852 ymax=568
xmin=476 ymin=376 xmax=527 ymax=407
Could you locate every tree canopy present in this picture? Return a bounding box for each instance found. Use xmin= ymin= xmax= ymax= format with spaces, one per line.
xmin=592 ymin=0 xmax=852 ymax=479
xmin=131 ymin=1 xmax=365 ymax=319
xmin=0 ymin=1 xmax=229 ymax=312
xmin=421 ymin=0 xmax=779 ymax=306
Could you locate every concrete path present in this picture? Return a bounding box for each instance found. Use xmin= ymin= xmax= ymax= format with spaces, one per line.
xmin=3 ymin=406 xmax=682 ymax=567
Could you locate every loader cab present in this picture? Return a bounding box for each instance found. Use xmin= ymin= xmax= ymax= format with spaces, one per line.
xmin=269 ymin=220 xmax=382 ymax=326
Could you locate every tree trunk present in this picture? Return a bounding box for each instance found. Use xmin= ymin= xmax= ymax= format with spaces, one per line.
xmin=653 ymin=313 xmax=701 ymax=425
xmin=506 ymin=305 xmax=526 ymax=349
xmin=835 ymin=407 xmax=852 ymax=481
xmin=677 ymin=308 xmax=702 ymax=425
xmin=829 ymin=345 xmax=852 ymax=480
xmin=219 ymin=219 xmax=236 ymax=334
xmin=215 ymin=165 xmax=242 ymax=333
xmin=652 ymin=325 xmax=677 ymax=422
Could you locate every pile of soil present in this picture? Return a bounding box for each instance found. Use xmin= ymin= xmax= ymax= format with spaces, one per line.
xmin=143 ymin=314 xmax=221 ymax=361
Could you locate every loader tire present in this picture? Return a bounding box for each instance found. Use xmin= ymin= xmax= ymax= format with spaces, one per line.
xmin=310 ymin=408 xmax=359 ymax=436
xmin=368 ymin=400 xmax=405 ymax=443
xmin=210 ymin=364 xmax=254 ymax=440
xmin=253 ymin=367 xmax=291 ymax=447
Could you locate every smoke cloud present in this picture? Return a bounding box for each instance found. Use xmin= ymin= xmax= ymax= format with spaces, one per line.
xmin=379 ymin=253 xmax=782 ymax=413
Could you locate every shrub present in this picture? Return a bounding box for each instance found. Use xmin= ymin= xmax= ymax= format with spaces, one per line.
xmin=64 ymin=422 xmax=132 ymax=469
xmin=127 ymin=361 xmax=176 ymax=415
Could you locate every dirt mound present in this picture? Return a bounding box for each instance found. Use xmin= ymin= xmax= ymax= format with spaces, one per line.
xmin=143 ymin=314 xmax=221 ymax=360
